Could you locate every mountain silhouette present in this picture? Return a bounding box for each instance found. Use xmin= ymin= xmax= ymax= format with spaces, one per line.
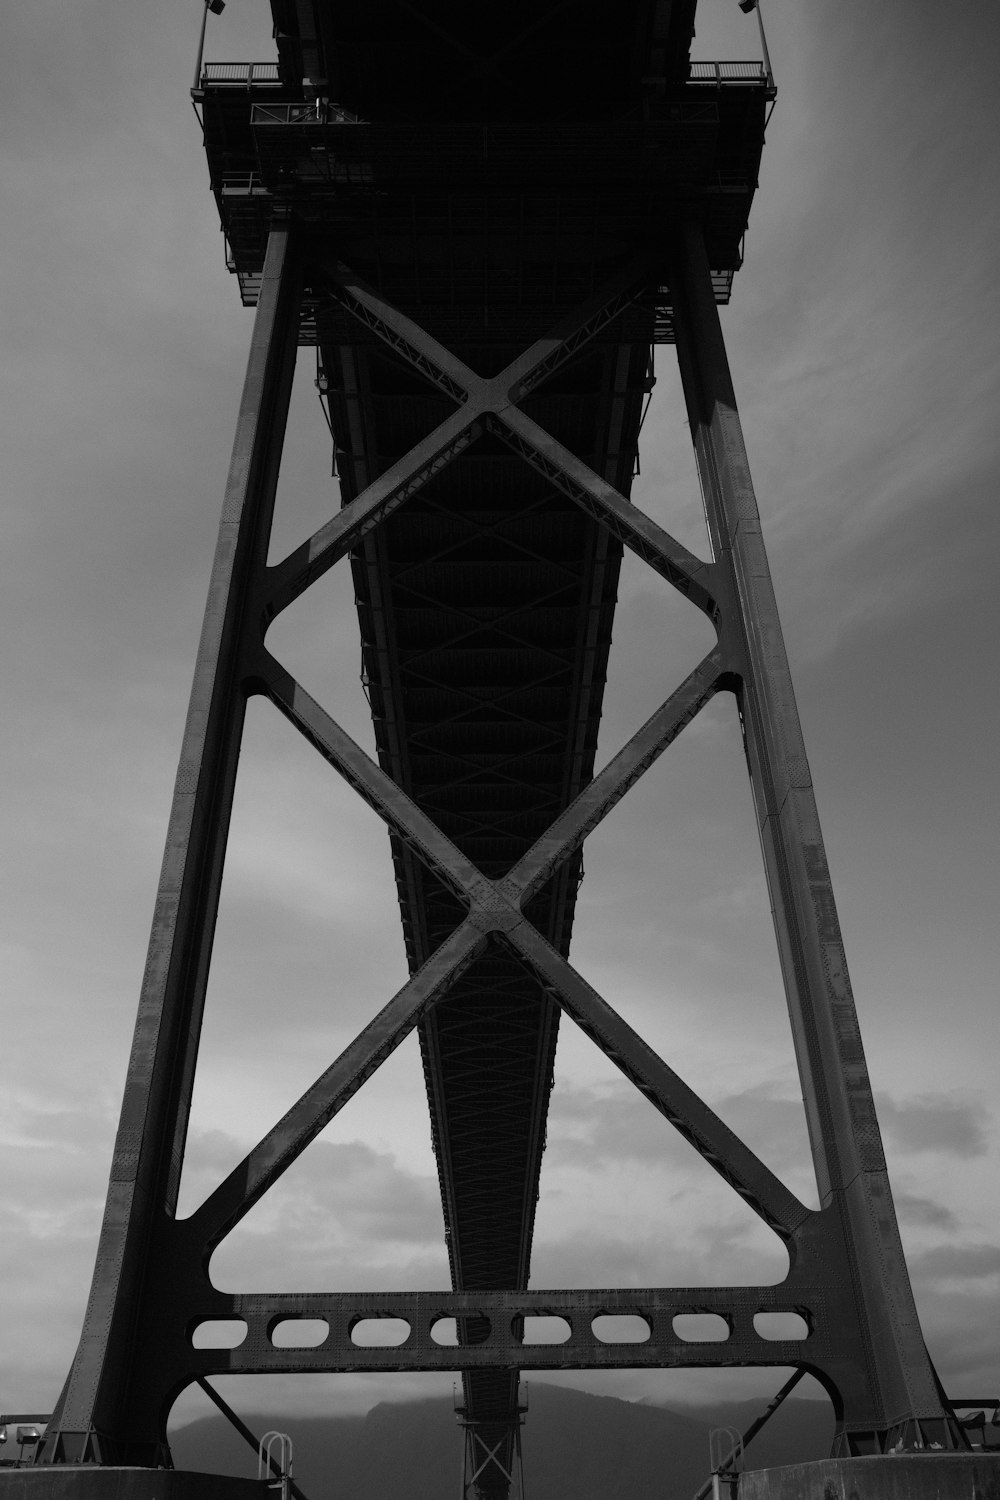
xmin=170 ymin=1383 xmax=834 ymax=1500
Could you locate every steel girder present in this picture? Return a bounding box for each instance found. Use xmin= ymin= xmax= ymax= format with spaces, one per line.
xmin=40 ymin=217 xmax=956 ymax=1471
xmin=307 ymin=246 xmax=648 ymax=1483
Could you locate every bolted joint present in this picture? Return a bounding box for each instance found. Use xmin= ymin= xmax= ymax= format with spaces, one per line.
xmin=466 ymin=881 xmax=524 ymax=936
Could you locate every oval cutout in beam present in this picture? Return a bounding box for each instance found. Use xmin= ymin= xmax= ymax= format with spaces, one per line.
xmin=271 ymin=1318 xmax=329 ymax=1348
xmin=592 ymin=1314 xmax=650 ymax=1344
xmin=350 ymin=1318 xmax=410 ymax=1347
xmin=191 ymin=1319 xmax=248 ymax=1349
xmin=673 ymin=1313 xmax=730 ymax=1342
xmin=753 ymin=1312 xmax=809 ymax=1341
xmin=520 ymin=1316 xmax=571 ymax=1345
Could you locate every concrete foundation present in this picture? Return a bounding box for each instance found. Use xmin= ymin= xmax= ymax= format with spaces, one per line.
xmin=0 ymin=1472 xmax=268 ymax=1500
xmin=740 ymin=1455 xmax=1000 ymax=1500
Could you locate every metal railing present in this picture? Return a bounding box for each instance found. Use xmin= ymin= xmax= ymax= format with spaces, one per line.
xmin=202 ymin=59 xmax=769 ymax=93
xmin=689 ymin=60 xmax=768 ymax=84
xmin=250 ymin=101 xmax=364 ymax=126
xmin=200 ymin=61 xmax=280 ymax=86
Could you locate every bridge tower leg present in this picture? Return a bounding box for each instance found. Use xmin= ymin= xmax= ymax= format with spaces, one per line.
xmin=37 ymin=220 xmax=302 ymax=1467
xmin=669 ymin=220 xmax=954 ymax=1452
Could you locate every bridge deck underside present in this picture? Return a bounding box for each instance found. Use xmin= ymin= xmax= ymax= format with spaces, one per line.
xmin=273 ymin=0 xmax=698 ymax=120
xmin=322 ymin=299 xmax=653 ymax=1439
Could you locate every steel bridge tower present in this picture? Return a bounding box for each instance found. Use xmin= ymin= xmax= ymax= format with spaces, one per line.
xmin=20 ymin=3 xmax=990 ymax=1497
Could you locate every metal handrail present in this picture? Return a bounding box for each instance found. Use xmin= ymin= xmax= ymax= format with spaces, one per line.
xmin=689 ymin=60 xmax=767 ymax=83
xmin=250 ymin=101 xmax=364 ymax=126
xmin=258 ymin=1431 xmax=293 ymax=1500
xmin=200 ymin=61 xmax=280 ymax=86
xmin=201 ymin=59 xmax=769 ymax=92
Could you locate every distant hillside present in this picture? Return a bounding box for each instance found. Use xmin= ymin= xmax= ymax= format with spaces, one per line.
xmin=170 ymin=1384 xmax=834 ymax=1500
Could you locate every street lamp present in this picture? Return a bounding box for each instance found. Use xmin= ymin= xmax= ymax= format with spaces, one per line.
xmin=15 ymin=1428 xmax=41 ymax=1468
xmin=194 ymin=0 xmax=226 ymax=94
xmin=736 ymin=0 xmax=773 ymax=90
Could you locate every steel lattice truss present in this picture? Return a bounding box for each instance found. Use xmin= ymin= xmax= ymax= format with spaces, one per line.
xmin=40 ymin=219 xmax=959 ymax=1474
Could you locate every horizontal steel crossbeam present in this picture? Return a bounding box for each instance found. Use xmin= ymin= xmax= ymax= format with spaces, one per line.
xmin=189 ymin=1286 xmax=827 ymax=1374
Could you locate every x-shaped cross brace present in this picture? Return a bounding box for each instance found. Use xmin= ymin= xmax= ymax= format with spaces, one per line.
xmin=464 ymin=1429 xmax=518 ymax=1491
xmin=185 ymin=259 xmax=808 ymax=1259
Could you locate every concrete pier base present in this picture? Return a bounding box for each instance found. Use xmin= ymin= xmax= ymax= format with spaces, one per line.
xmin=740 ymin=1455 xmax=1000 ymax=1500
xmin=0 ymin=1472 xmax=268 ymax=1500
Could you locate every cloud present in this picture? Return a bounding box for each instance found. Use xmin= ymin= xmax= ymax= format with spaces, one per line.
xmin=532 ymin=1078 xmax=792 ymax=1290
xmin=544 ymin=1080 xmax=698 ymax=1168
xmin=877 ymin=1094 xmax=990 ymax=1159
xmin=893 ymin=1193 xmax=958 ymax=1232
xmin=205 ymin=1132 xmax=450 ymax=1293
xmin=529 ymin=1220 xmax=786 ymax=1295
xmin=0 ymin=1087 xmax=113 ymax=1410
xmin=545 ymin=1076 xmax=818 ymax=1207
xmin=910 ymin=1244 xmax=1000 ymax=1284
xmin=712 ymin=1086 xmax=816 ymax=1197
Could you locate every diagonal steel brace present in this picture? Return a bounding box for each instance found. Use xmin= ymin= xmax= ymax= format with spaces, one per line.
xmin=189 ymin=640 xmax=805 ymax=1248
xmin=263 ymin=262 xmax=718 ymax=624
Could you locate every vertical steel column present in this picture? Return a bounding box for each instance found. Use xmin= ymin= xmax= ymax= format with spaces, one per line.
xmin=671 ymin=221 xmax=948 ymax=1444
xmin=41 ymin=223 xmax=301 ymax=1464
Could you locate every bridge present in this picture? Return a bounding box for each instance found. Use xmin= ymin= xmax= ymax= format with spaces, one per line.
xmin=13 ymin=3 xmax=989 ymax=1498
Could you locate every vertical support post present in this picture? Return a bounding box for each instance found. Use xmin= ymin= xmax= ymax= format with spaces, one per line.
xmin=41 ymin=223 xmax=301 ymax=1465
xmin=671 ymin=220 xmax=951 ymax=1447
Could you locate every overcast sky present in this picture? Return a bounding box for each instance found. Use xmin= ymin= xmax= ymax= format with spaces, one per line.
xmin=2 ymin=0 xmax=998 ymax=1440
